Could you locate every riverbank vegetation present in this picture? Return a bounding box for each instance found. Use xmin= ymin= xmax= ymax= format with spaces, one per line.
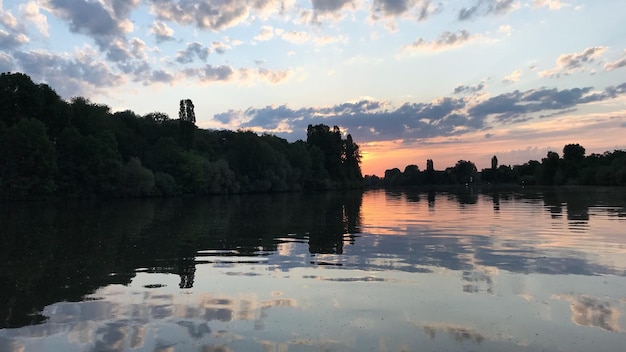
xmin=2 ymin=72 xmax=624 ymax=199
xmin=0 ymin=73 xmax=362 ymax=199
xmin=366 ymin=144 xmax=626 ymax=188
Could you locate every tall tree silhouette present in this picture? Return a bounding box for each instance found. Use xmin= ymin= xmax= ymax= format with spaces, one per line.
xmin=178 ymin=99 xmax=196 ymax=149
xmin=179 ymin=99 xmax=195 ymax=124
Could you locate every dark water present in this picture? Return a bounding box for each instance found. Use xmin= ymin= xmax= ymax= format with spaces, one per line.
xmin=1 ymin=188 xmax=625 ymax=351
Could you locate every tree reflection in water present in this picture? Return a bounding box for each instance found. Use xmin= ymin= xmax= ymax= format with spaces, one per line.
xmin=1 ymin=187 xmax=626 ymax=352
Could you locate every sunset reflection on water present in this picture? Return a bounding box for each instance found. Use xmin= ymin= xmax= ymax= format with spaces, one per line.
xmin=1 ymin=188 xmax=625 ymax=351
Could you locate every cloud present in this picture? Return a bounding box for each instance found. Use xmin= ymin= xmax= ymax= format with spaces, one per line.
xmin=554 ymin=295 xmax=623 ymax=332
xmin=453 ymin=82 xmax=485 ymax=94
xmin=182 ymin=64 xmax=291 ymax=85
xmin=281 ymin=30 xmax=310 ymax=44
xmin=175 ymin=41 xmax=232 ymax=64
xmin=42 ymin=0 xmax=146 ymax=70
xmin=184 ymin=64 xmax=235 ymax=82
xmin=104 ymin=37 xmax=153 ymax=76
xmin=210 ymin=41 xmax=230 ymax=54
xmin=176 ymin=42 xmax=211 ymax=64
xmin=150 ymin=21 xmax=175 ymax=43
xmin=148 ymin=0 xmax=284 ymax=31
xmin=0 ymin=52 xmax=14 ymax=71
xmin=44 ymin=0 xmax=139 ymax=48
xmin=215 ymin=82 xmax=626 ymax=143
xmin=502 ymin=69 xmax=521 ymax=84
xmin=469 ymin=83 xmax=626 ymax=123
xmin=533 ymin=0 xmax=566 ymax=10
xmin=12 ymin=48 xmax=125 ymax=97
xmin=370 ymin=0 xmax=440 ymax=22
xmin=311 ymin=0 xmax=355 ymax=13
xmin=0 ymin=28 xmax=29 ymax=49
xmin=498 ymin=24 xmax=513 ymax=35
xmin=0 ymin=4 xmax=30 ymax=49
xmin=227 ymin=97 xmax=481 ymax=142
xmin=402 ymin=30 xmax=478 ymax=53
xmin=236 ymin=67 xmax=292 ymax=85
xmin=214 ymin=109 xmax=242 ymax=124
xmin=250 ymin=68 xmax=292 ymax=83
xmin=458 ymin=0 xmax=520 ymax=21
xmin=604 ymin=52 xmax=626 ymax=71
xmin=313 ymin=34 xmax=348 ymax=46
xmin=539 ymin=46 xmax=607 ymax=78
xmin=0 ymin=3 xmax=18 ymax=29
xmin=147 ymin=69 xmax=177 ymax=84
xmin=371 ymin=0 xmax=414 ymax=17
xmin=254 ymin=25 xmax=275 ymax=41
xmin=420 ymin=323 xmax=485 ymax=343
xmin=20 ymin=1 xmax=49 ymax=37
xmin=310 ymin=0 xmax=358 ymax=22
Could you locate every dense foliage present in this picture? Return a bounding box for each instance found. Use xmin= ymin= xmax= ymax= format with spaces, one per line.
xmin=367 ymin=143 xmax=626 ymax=187
xmin=0 ymin=73 xmax=363 ymax=199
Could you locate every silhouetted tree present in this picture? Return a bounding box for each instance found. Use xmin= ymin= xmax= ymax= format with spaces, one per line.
xmin=491 ymin=155 xmax=498 ymax=170
xmin=451 ymin=160 xmax=477 ymax=184
xmin=145 ymin=112 xmax=170 ymax=123
xmin=306 ymin=124 xmax=362 ymax=187
xmin=384 ymin=168 xmax=402 ymax=186
xmin=342 ymin=134 xmax=363 ymax=182
xmin=540 ymin=151 xmax=560 ymax=185
xmin=563 ymin=144 xmax=585 ymax=162
xmin=178 ymin=99 xmax=196 ymax=149
xmin=118 ymin=157 xmax=155 ymax=196
xmin=0 ymin=118 xmax=57 ymax=197
xmin=179 ymin=99 xmax=195 ymax=123
xmin=403 ymin=164 xmax=420 ymax=185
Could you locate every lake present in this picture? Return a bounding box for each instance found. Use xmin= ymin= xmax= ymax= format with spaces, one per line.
xmin=1 ymin=187 xmax=626 ymax=351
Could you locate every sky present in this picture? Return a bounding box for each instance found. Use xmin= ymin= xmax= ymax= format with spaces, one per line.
xmin=1 ymin=0 xmax=625 ymax=176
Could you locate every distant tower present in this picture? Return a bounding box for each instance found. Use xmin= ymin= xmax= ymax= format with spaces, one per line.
xmin=427 ymin=159 xmax=434 ymax=172
xmin=491 ymin=155 xmax=498 ymax=170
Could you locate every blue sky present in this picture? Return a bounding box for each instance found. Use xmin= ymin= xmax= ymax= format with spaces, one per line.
xmin=1 ymin=0 xmax=625 ymax=175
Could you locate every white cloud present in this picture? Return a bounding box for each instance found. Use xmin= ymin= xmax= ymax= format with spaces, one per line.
xmin=498 ymin=25 xmax=513 ymax=35
xmin=210 ymin=41 xmax=231 ymax=54
xmin=149 ymin=0 xmax=285 ymax=31
xmin=238 ymin=67 xmax=292 ymax=84
xmin=533 ymin=0 xmax=566 ymax=10
xmin=20 ymin=1 xmax=49 ymax=37
xmin=254 ymin=25 xmax=275 ymax=41
xmin=281 ymin=30 xmax=310 ymax=44
xmin=503 ymin=69 xmax=521 ymax=84
xmin=0 ymin=28 xmax=29 ymax=48
xmin=604 ymin=51 xmax=626 ymax=71
xmin=150 ymin=21 xmax=175 ymax=43
xmin=0 ymin=3 xmax=18 ymax=29
xmin=313 ymin=34 xmax=348 ymax=47
xmin=401 ymin=30 xmax=481 ymax=54
xmin=539 ymin=46 xmax=607 ymax=78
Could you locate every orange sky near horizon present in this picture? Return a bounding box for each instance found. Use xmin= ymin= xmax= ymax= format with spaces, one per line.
xmin=359 ymin=108 xmax=626 ymax=176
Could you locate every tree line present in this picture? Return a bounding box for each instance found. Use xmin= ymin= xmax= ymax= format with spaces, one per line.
xmin=0 ymin=72 xmax=363 ymax=199
xmin=366 ymin=143 xmax=626 ymax=188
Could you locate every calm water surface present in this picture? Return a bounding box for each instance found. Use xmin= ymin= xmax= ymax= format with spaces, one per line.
xmin=1 ymin=188 xmax=626 ymax=351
